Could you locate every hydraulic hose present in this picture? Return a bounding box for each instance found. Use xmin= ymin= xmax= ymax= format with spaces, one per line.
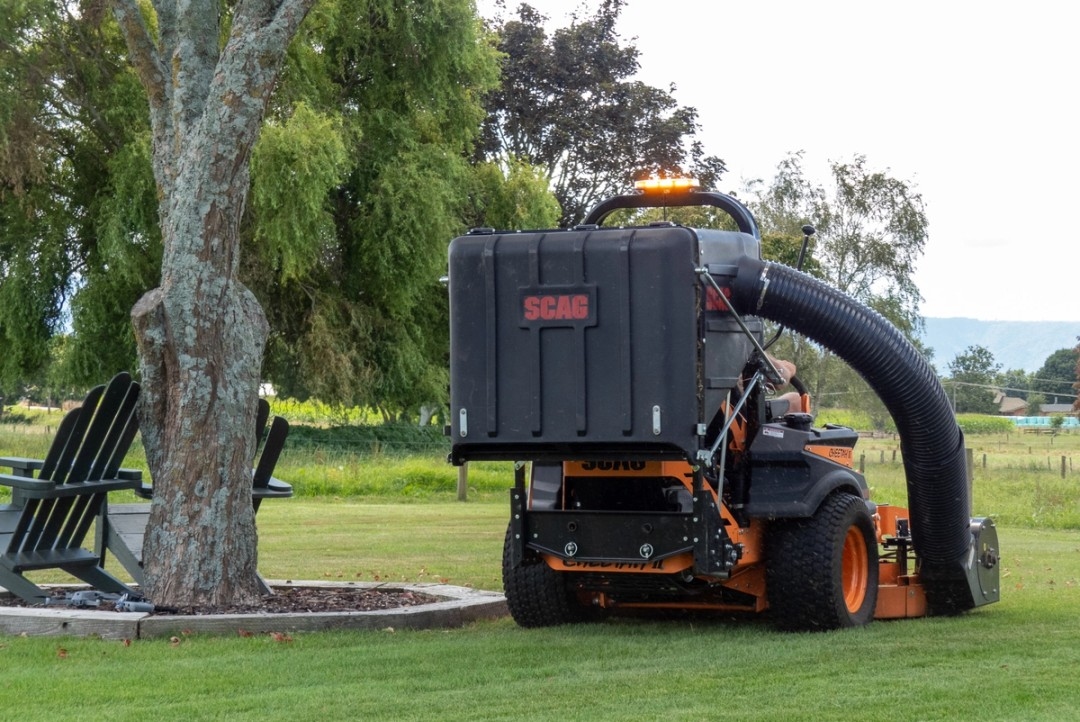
xmin=729 ymin=258 xmax=973 ymax=576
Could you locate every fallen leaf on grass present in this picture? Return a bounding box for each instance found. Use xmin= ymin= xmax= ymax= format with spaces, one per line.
xmin=238 ymin=629 xmax=255 ymax=638
xmin=56 ymin=647 xmax=68 ymax=659
xmin=170 ymin=636 xmax=181 ymax=646
xmin=269 ymin=632 xmax=293 ymax=643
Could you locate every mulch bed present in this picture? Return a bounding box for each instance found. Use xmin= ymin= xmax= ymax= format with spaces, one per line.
xmin=2 ymin=585 xmax=439 ymax=616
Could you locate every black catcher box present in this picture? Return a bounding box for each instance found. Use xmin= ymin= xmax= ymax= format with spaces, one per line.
xmin=448 ymin=225 xmax=701 ymax=463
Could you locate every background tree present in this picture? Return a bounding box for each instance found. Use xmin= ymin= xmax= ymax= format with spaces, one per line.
xmin=1030 ymin=347 xmax=1080 ymax=404
xmin=747 ymin=152 xmax=930 ymax=407
xmin=249 ymin=0 xmax=505 ymax=418
xmin=475 ymin=0 xmax=725 ymax=226
xmin=946 ymin=345 xmax=1001 ymax=414
xmin=749 ymin=152 xmax=928 ymax=331
xmin=1026 ymin=392 xmax=1047 ymax=416
xmin=1 ymin=0 xmax=513 ymax=424
xmin=1073 ymin=336 xmax=1080 ymax=412
xmin=995 ymin=368 xmax=1033 ymax=401
xmin=0 ymin=0 xmax=149 ymax=391
xmin=467 ymin=159 xmax=568 ymax=231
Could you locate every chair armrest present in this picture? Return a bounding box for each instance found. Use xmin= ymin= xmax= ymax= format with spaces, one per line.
xmin=129 ymin=471 xmax=289 ymax=501
xmin=0 ymin=471 xmax=51 ymax=491
xmin=0 ymin=457 xmax=45 ymax=478
xmin=252 ymin=476 xmax=294 ymax=499
xmin=116 ymin=468 xmax=143 ymax=481
xmin=0 ymin=473 xmax=142 ymax=498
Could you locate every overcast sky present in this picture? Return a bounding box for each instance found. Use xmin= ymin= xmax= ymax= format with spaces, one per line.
xmin=476 ymin=0 xmax=1080 ymax=323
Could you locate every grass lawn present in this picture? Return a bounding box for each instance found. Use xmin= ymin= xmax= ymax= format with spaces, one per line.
xmin=2 ymin=501 xmax=1079 ymax=721
xmin=3 ymin=418 xmax=1080 ymax=720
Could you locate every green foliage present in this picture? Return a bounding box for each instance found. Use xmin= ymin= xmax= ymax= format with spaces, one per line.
xmin=744 ymin=152 xmax=930 ymax=407
xmin=477 ymin=1 xmax=724 ymax=226
xmin=996 ymin=367 xmax=1032 ymax=401
xmin=1031 ymin=347 xmax=1079 ymax=402
xmin=251 ymin=104 xmax=349 ymax=281
xmin=1026 ymin=392 xmax=1047 ymax=414
xmin=813 ymin=407 xmax=897 ymax=433
xmin=947 ymin=344 xmax=1001 ymax=414
xmin=467 ymin=159 xmax=561 ymax=229
xmin=250 ymin=0 xmax=501 ymax=416
xmin=748 ymin=152 xmax=928 ymax=333
xmin=0 ymin=2 xmax=154 ymax=390
xmin=955 ymin=414 xmax=1015 ymax=435
xmin=1 ymin=0 xmax=505 ymax=417
xmin=284 ymin=421 xmax=447 ymax=453
xmin=813 ymin=410 xmax=1016 ymax=437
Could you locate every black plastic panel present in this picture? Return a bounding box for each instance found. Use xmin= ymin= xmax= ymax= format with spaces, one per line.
xmin=449 ymin=226 xmax=700 ymax=462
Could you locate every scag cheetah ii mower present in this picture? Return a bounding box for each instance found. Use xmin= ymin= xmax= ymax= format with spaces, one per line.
xmin=446 ymin=179 xmax=999 ymax=631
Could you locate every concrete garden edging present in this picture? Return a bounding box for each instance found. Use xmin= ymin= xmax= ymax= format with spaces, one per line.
xmin=0 ymin=581 xmax=507 ymax=640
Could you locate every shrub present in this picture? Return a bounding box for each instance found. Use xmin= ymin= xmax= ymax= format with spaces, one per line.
xmin=956 ymin=414 xmax=1015 ymax=435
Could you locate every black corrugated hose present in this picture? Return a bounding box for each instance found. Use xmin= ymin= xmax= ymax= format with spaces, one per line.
xmin=730 ymin=258 xmax=973 ymax=589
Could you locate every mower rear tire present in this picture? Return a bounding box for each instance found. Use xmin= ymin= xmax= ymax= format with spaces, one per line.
xmin=502 ymin=524 xmax=589 ymax=627
xmin=766 ymin=492 xmax=879 ymax=631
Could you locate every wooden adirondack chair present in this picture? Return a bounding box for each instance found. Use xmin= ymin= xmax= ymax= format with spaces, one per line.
xmin=0 ymin=373 xmax=142 ymax=603
xmin=94 ymin=398 xmax=292 ymax=594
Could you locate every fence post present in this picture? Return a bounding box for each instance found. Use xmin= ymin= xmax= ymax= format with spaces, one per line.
xmin=965 ymin=447 xmax=974 ymax=504
xmin=1062 ymin=456 xmax=1067 ymax=480
xmin=457 ymin=462 xmax=468 ymax=502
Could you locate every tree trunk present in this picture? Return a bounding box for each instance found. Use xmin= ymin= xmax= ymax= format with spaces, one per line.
xmin=134 ymin=286 xmax=269 ymax=605
xmin=111 ymin=0 xmax=314 ymax=607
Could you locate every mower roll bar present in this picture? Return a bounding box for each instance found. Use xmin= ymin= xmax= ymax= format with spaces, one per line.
xmin=582 ymin=189 xmax=761 ymax=239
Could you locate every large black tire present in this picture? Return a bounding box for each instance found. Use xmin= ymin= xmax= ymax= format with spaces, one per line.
xmin=502 ymin=524 xmax=588 ymax=627
xmin=766 ymin=492 xmax=879 ymax=631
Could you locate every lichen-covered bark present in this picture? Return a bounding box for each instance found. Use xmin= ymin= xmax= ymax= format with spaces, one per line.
xmin=111 ymin=0 xmax=315 ymax=607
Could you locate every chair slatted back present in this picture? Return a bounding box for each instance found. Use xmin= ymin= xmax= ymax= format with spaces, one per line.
xmin=37 ymin=385 xmax=104 ymax=481
xmin=255 ymin=398 xmax=271 ymax=452
xmin=253 ymin=416 xmax=289 ymax=491
xmin=13 ymin=373 xmax=139 ymax=554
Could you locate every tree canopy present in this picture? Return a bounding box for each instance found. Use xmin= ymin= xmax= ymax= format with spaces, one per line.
xmin=749 ymin=152 xmax=928 ymax=334
xmin=0 ymin=0 xmax=148 ymax=392
xmin=946 ymin=344 xmax=1001 ymax=414
xmin=0 ymin=0 xmax=522 ymax=606
xmin=475 ymin=0 xmax=725 ymax=227
xmin=0 ymin=0 xmax=535 ymax=420
xmin=1031 ymin=347 xmax=1079 ymax=403
xmin=746 ymin=152 xmax=930 ymax=418
xmin=250 ymin=0 xmax=507 ymax=417
xmin=1073 ymin=336 xmax=1080 ymax=412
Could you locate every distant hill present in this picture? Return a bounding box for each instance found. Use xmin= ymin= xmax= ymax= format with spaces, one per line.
xmin=920 ymin=318 xmax=1079 ymax=373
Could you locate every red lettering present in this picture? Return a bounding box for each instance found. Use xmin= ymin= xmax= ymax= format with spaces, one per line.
xmin=523 ymin=296 xmax=541 ymax=321
xmin=555 ymin=295 xmax=572 ymax=318
xmin=522 ymin=293 xmax=593 ymax=323
xmin=572 ymin=295 xmax=588 ymax=319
